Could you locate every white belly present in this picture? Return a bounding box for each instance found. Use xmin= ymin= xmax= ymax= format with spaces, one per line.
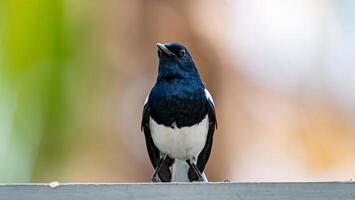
xmin=149 ymin=115 xmax=209 ymax=160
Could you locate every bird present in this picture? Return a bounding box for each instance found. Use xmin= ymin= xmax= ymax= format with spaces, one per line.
xmin=141 ymin=42 xmax=217 ymax=182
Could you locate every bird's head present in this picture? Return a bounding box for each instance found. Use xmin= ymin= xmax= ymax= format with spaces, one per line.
xmin=156 ymin=42 xmax=200 ymax=82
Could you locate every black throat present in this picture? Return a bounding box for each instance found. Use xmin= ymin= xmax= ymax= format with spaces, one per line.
xmin=148 ymin=77 xmax=207 ymax=128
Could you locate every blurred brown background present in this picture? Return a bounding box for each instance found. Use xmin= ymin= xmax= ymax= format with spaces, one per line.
xmin=0 ymin=0 xmax=355 ymax=182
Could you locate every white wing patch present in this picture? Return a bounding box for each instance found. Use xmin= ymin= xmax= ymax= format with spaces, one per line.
xmin=144 ymin=93 xmax=149 ymax=105
xmin=204 ymin=89 xmax=214 ymax=105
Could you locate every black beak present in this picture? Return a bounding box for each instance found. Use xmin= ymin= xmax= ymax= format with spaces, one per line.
xmin=156 ymin=43 xmax=175 ymax=56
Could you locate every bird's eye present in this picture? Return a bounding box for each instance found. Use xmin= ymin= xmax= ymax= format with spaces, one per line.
xmin=178 ymin=49 xmax=186 ymax=57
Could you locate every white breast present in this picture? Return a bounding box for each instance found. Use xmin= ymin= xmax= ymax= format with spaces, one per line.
xmin=149 ymin=115 xmax=209 ymax=160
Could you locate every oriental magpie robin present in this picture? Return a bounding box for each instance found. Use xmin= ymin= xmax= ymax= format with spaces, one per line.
xmin=141 ymin=42 xmax=217 ymax=182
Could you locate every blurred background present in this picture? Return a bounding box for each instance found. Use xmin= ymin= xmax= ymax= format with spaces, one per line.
xmin=0 ymin=0 xmax=355 ymax=183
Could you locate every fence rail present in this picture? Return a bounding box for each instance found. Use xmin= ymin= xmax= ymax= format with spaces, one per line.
xmin=0 ymin=182 xmax=354 ymax=200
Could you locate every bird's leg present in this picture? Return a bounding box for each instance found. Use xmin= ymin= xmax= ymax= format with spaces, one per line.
xmin=187 ymin=158 xmax=204 ymax=182
xmin=151 ymin=154 xmax=167 ymax=182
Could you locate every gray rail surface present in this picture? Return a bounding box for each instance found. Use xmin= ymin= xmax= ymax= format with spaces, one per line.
xmin=0 ymin=182 xmax=354 ymax=200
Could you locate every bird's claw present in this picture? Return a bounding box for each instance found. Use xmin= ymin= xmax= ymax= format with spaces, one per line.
xmin=197 ymin=177 xmax=205 ymax=182
xmin=151 ymin=175 xmax=160 ymax=183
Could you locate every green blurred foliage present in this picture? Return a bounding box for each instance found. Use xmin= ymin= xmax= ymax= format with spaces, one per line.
xmin=0 ymin=0 xmax=74 ymax=182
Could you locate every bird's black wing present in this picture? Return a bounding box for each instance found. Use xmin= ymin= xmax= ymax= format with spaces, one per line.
xmin=141 ymin=98 xmax=173 ymax=182
xmin=141 ymin=100 xmax=161 ymax=169
xmin=189 ymin=89 xmax=217 ymax=181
